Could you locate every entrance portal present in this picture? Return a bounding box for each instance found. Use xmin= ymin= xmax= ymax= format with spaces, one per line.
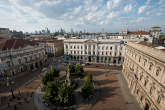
xmin=88 ymin=56 xmax=91 ymax=62
xmin=144 ymin=103 xmax=149 ymax=110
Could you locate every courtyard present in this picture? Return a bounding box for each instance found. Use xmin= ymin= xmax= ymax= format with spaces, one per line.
xmin=0 ymin=59 xmax=140 ymax=110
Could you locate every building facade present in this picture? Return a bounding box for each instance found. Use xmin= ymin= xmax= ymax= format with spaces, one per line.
xmin=0 ymin=28 xmax=10 ymax=38
xmin=64 ymin=39 xmax=144 ymax=65
xmin=39 ymin=40 xmax=64 ymax=57
xmin=122 ymin=42 xmax=165 ymax=110
xmin=0 ymin=38 xmax=47 ymax=86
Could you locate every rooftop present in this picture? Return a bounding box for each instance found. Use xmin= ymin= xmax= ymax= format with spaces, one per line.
xmin=0 ymin=38 xmax=38 ymax=51
xmin=128 ymin=31 xmax=149 ymax=35
xmin=127 ymin=42 xmax=165 ymax=63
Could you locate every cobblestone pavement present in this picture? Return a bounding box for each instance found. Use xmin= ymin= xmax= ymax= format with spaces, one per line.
xmin=0 ymin=75 xmax=41 ymax=110
xmin=84 ymin=67 xmax=140 ymax=110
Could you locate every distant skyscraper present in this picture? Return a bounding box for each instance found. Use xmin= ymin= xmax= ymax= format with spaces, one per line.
xmin=70 ymin=28 xmax=74 ymax=34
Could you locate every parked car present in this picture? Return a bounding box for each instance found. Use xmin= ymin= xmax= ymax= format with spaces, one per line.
xmin=41 ymin=67 xmax=47 ymax=72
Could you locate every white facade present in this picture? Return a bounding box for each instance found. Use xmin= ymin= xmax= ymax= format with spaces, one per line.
xmin=64 ymin=38 xmax=144 ymax=65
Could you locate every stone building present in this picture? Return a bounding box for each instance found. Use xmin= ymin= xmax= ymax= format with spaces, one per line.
xmin=0 ymin=28 xmax=10 ymax=38
xmin=122 ymin=41 xmax=165 ymax=110
xmin=39 ymin=40 xmax=64 ymax=57
xmin=64 ymin=38 xmax=144 ymax=65
xmin=0 ymin=38 xmax=47 ymax=77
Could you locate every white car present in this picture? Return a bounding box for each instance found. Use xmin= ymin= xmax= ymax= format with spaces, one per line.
xmin=41 ymin=67 xmax=47 ymax=72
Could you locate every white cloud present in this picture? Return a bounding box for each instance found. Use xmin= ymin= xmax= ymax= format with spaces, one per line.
xmin=136 ymin=17 xmax=148 ymax=22
xmin=124 ymin=4 xmax=133 ymax=13
xmin=100 ymin=11 xmax=119 ymax=25
xmin=138 ymin=5 xmax=147 ymax=14
xmin=73 ymin=6 xmax=82 ymax=15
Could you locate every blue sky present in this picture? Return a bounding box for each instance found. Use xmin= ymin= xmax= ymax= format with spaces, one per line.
xmin=0 ymin=0 xmax=165 ymax=33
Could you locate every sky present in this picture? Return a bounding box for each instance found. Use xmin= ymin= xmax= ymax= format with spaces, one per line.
xmin=0 ymin=0 xmax=165 ymax=33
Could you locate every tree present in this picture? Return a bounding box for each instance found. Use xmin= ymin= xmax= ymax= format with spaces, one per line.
xmin=67 ymin=63 xmax=75 ymax=73
xmin=74 ymin=63 xmax=84 ymax=77
xmin=49 ymin=66 xmax=59 ymax=77
xmin=43 ymin=82 xmax=58 ymax=102
xmin=42 ymin=66 xmax=60 ymax=85
xmin=81 ymin=73 xmax=94 ymax=99
xmin=42 ymin=71 xmax=54 ymax=85
xmin=56 ymin=83 xmax=73 ymax=105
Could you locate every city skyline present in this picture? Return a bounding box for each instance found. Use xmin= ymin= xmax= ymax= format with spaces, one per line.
xmin=0 ymin=0 xmax=165 ymax=33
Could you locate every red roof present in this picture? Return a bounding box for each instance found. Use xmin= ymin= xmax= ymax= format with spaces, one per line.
xmin=0 ymin=38 xmax=38 ymax=51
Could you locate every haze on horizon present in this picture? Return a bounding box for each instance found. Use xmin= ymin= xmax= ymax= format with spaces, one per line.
xmin=0 ymin=0 xmax=165 ymax=33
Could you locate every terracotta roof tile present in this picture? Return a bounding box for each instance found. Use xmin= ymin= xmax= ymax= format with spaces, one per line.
xmin=0 ymin=38 xmax=38 ymax=51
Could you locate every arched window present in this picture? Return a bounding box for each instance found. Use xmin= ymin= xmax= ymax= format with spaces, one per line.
xmin=157 ymin=95 xmax=161 ymax=104
xmin=149 ymin=62 xmax=153 ymax=71
xmin=156 ymin=67 xmax=161 ymax=76
xmin=139 ymin=56 xmax=141 ymax=62
xmin=144 ymin=59 xmax=147 ymax=66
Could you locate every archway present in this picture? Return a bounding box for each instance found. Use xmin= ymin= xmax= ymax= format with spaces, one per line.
xmin=35 ymin=63 xmax=38 ymax=68
xmin=30 ymin=64 xmax=34 ymax=70
xmin=88 ymin=56 xmax=91 ymax=62
xmin=144 ymin=103 xmax=149 ymax=110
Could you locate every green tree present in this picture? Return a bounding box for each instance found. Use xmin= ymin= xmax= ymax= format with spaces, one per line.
xmin=74 ymin=63 xmax=84 ymax=77
xmin=43 ymin=82 xmax=58 ymax=102
xmin=67 ymin=63 xmax=75 ymax=73
xmin=81 ymin=73 xmax=94 ymax=99
xmin=56 ymin=83 xmax=73 ymax=105
xmin=42 ymin=71 xmax=54 ymax=85
xmin=75 ymin=63 xmax=84 ymax=73
xmin=49 ymin=66 xmax=59 ymax=77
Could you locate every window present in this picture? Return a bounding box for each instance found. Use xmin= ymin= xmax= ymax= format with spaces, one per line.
xmin=115 ymin=52 xmax=116 ymax=56
xmin=156 ymin=67 xmax=161 ymax=76
xmin=157 ymin=95 xmax=161 ymax=104
xmin=102 ymin=46 xmax=104 ymax=50
xmin=70 ymin=46 xmax=72 ymax=49
xmin=110 ymin=47 xmax=112 ymax=50
xmin=65 ymin=45 xmax=68 ymax=49
xmin=136 ymin=89 xmax=139 ymax=94
xmin=150 ymin=87 xmax=152 ymax=95
xmin=77 ymin=46 xmax=79 ymax=49
xmin=93 ymin=45 xmax=95 ymax=50
xmin=144 ymin=59 xmax=147 ymax=66
xmin=106 ymin=46 xmax=108 ymax=49
xmin=85 ymin=45 xmax=87 ymax=49
xmin=140 ymin=96 xmax=143 ymax=101
xmin=149 ymin=62 xmax=153 ymax=70
xmin=139 ymin=56 xmax=141 ymax=62
xmin=144 ymin=80 xmax=148 ymax=86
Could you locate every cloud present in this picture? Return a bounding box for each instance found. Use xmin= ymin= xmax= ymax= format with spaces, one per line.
xmin=0 ymin=0 xmax=164 ymax=32
xmin=138 ymin=5 xmax=147 ymax=14
xmin=100 ymin=11 xmax=119 ymax=25
xmin=124 ymin=4 xmax=133 ymax=13
xmin=136 ymin=17 xmax=148 ymax=22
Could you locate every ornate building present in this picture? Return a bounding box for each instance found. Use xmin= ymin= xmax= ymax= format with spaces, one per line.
xmin=64 ymin=38 xmax=144 ymax=65
xmin=38 ymin=40 xmax=64 ymax=57
xmin=122 ymin=41 xmax=165 ymax=110
xmin=0 ymin=38 xmax=47 ymax=77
